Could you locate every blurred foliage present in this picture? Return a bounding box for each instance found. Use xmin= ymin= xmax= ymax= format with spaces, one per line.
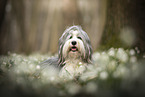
xmin=0 ymin=48 xmax=145 ymax=97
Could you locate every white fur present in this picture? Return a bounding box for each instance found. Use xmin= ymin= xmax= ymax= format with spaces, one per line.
xmin=60 ymin=30 xmax=86 ymax=78
xmin=59 ymin=59 xmax=87 ymax=78
xmin=62 ymin=31 xmax=85 ymax=59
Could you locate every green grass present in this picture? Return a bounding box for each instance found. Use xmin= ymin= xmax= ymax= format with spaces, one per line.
xmin=0 ymin=48 xmax=145 ymax=97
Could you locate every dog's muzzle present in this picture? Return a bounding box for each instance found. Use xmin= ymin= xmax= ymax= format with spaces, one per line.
xmin=70 ymin=41 xmax=78 ymax=52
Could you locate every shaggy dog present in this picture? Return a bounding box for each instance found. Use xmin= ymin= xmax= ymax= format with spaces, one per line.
xmin=38 ymin=26 xmax=93 ymax=77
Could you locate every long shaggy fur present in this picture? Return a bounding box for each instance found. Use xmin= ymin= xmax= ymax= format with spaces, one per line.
xmin=37 ymin=26 xmax=93 ymax=76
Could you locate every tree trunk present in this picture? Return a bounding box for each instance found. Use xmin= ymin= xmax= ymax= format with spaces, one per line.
xmin=101 ymin=0 xmax=145 ymax=54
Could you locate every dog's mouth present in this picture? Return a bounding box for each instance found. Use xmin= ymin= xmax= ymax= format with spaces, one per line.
xmin=70 ymin=46 xmax=78 ymax=52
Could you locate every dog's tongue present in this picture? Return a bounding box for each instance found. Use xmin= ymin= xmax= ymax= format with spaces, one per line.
xmin=71 ymin=47 xmax=77 ymax=52
xmin=72 ymin=48 xmax=77 ymax=51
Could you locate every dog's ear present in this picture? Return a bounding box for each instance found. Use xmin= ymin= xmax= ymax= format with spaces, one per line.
xmin=58 ymin=39 xmax=65 ymax=67
xmin=58 ymin=26 xmax=77 ymax=66
xmin=80 ymin=28 xmax=93 ymax=64
xmin=86 ymin=42 xmax=93 ymax=63
xmin=58 ymin=27 xmax=71 ymax=67
xmin=58 ymin=29 xmax=67 ymax=67
xmin=82 ymin=38 xmax=92 ymax=64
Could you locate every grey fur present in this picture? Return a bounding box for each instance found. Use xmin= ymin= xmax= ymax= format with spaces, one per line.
xmin=58 ymin=26 xmax=92 ymax=67
xmin=36 ymin=26 xmax=92 ymax=76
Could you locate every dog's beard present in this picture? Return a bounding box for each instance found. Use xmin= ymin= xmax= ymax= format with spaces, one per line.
xmin=60 ymin=37 xmax=87 ymax=78
xmin=62 ymin=38 xmax=85 ymax=60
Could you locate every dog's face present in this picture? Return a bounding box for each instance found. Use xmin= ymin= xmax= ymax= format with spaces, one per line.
xmin=62 ymin=30 xmax=85 ymax=59
xmin=58 ymin=26 xmax=92 ymax=67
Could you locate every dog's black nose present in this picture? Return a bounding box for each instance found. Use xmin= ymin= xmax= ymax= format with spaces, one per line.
xmin=72 ymin=41 xmax=77 ymax=45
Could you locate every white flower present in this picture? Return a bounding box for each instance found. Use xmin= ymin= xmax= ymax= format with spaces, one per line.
xmin=100 ymin=71 xmax=108 ymax=80
xmin=29 ymin=64 xmax=35 ymax=69
xmin=41 ymin=65 xmax=59 ymax=83
xmin=129 ymin=49 xmax=135 ymax=56
xmin=113 ymin=65 xmax=129 ymax=78
xmin=107 ymin=60 xmax=116 ymax=71
xmin=108 ymin=48 xmax=115 ymax=56
xmin=2 ymin=62 xmax=6 ymax=65
xmin=80 ymin=66 xmax=98 ymax=81
xmin=92 ymin=52 xmax=101 ymax=60
xmin=79 ymin=62 xmax=82 ymax=65
xmin=100 ymin=53 xmax=110 ymax=65
xmin=76 ymin=65 xmax=86 ymax=74
xmin=116 ymin=48 xmax=128 ymax=62
xmin=36 ymin=65 xmax=40 ymax=69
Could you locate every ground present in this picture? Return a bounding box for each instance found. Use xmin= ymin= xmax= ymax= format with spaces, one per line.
xmin=0 ymin=48 xmax=145 ymax=97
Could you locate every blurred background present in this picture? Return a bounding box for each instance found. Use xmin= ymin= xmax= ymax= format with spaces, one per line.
xmin=0 ymin=0 xmax=145 ymax=55
xmin=0 ymin=1 xmax=145 ymax=97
